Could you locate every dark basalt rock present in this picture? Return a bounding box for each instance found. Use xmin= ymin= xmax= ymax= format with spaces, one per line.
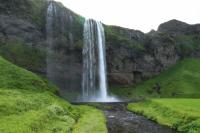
xmin=105 ymin=25 xmax=180 ymax=86
xmin=0 ymin=15 xmax=43 ymax=43
xmin=158 ymin=19 xmax=200 ymax=36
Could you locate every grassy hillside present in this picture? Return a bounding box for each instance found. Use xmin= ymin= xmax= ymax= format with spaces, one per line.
xmin=0 ymin=55 xmax=56 ymax=93
xmin=128 ymin=99 xmax=200 ymax=133
xmin=111 ymin=58 xmax=200 ymax=99
xmin=0 ymin=57 xmax=107 ymax=133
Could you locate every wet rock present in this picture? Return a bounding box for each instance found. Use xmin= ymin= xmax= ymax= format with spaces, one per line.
xmin=108 ymin=73 xmax=134 ymax=86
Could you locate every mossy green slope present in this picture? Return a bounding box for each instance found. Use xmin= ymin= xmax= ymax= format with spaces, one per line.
xmin=111 ymin=58 xmax=200 ymax=99
xmin=128 ymin=99 xmax=200 ymax=133
xmin=0 ymin=55 xmax=56 ymax=93
xmin=0 ymin=57 xmax=107 ymax=133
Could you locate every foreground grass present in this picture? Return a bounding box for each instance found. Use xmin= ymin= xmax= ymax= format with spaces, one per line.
xmin=0 ymin=88 xmax=77 ymax=133
xmin=128 ymin=99 xmax=200 ymax=133
xmin=73 ymin=106 xmax=107 ymax=133
xmin=0 ymin=57 xmax=107 ymax=133
xmin=111 ymin=58 xmax=200 ymax=99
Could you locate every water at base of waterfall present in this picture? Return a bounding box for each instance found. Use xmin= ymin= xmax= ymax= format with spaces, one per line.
xmin=82 ymin=92 xmax=120 ymax=102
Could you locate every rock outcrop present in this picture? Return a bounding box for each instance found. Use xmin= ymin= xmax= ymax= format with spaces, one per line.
xmin=0 ymin=0 xmax=199 ymax=100
xmin=105 ymin=25 xmax=180 ymax=86
xmin=158 ymin=19 xmax=200 ymax=36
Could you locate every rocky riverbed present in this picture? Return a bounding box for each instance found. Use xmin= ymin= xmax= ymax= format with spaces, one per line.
xmin=103 ymin=103 xmax=177 ymax=133
xmin=73 ymin=102 xmax=177 ymax=133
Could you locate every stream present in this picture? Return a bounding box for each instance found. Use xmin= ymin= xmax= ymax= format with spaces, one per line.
xmin=103 ymin=103 xmax=177 ymax=133
xmin=73 ymin=102 xmax=177 ymax=133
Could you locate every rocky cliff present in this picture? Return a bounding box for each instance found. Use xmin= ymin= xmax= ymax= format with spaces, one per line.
xmin=0 ymin=0 xmax=84 ymax=99
xmin=0 ymin=0 xmax=199 ymax=100
xmin=105 ymin=20 xmax=200 ymax=86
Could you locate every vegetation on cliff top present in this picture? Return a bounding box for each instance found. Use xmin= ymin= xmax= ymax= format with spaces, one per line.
xmin=111 ymin=58 xmax=200 ymax=99
xmin=105 ymin=26 xmax=145 ymax=51
xmin=0 ymin=56 xmax=107 ymax=133
xmin=128 ymin=99 xmax=200 ymax=133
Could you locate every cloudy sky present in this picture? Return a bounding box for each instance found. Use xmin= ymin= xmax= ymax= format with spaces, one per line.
xmin=56 ymin=0 xmax=200 ymax=33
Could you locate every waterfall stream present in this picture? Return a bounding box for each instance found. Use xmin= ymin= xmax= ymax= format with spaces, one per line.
xmin=97 ymin=21 xmax=107 ymax=100
xmin=82 ymin=19 xmax=118 ymax=102
xmin=46 ymin=1 xmax=56 ymax=81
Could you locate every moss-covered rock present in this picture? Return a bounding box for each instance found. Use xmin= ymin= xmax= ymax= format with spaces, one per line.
xmin=175 ymin=35 xmax=200 ymax=57
xmin=0 ymin=40 xmax=47 ymax=75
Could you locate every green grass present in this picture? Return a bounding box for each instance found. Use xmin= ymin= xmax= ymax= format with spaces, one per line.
xmin=0 ymin=56 xmax=107 ymax=133
xmin=111 ymin=58 xmax=200 ymax=99
xmin=0 ymin=88 xmax=77 ymax=133
xmin=128 ymin=99 xmax=200 ymax=133
xmin=73 ymin=106 xmax=107 ymax=133
xmin=0 ymin=56 xmax=55 ymax=93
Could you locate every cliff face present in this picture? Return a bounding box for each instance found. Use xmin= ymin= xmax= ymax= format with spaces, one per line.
xmin=0 ymin=0 xmax=46 ymax=74
xmin=45 ymin=1 xmax=84 ymax=98
xmin=0 ymin=0 xmax=84 ymax=99
xmin=105 ymin=25 xmax=179 ymax=86
xmin=105 ymin=19 xmax=200 ymax=86
xmin=0 ymin=0 xmax=199 ymax=100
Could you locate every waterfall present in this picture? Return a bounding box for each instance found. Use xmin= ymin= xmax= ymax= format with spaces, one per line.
xmin=82 ymin=19 xmax=118 ymax=102
xmin=46 ymin=1 xmax=55 ymax=80
xmin=96 ymin=21 xmax=108 ymax=100
xmin=46 ymin=1 xmax=83 ymax=101
xmin=82 ymin=20 xmax=97 ymax=99
xmin=46 ymin=2 xmax=118 ymax=101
